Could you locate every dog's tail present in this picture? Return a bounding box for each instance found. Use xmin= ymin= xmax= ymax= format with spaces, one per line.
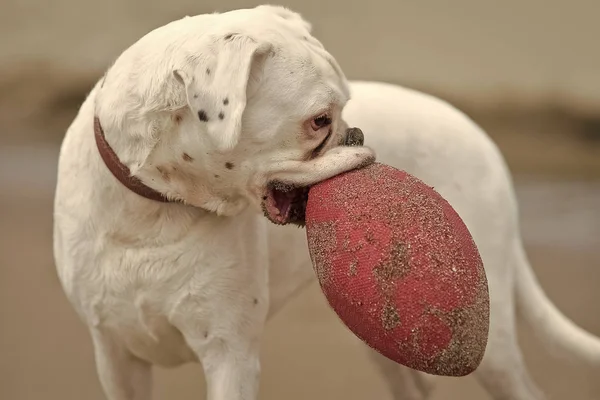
xmin=513 ymin=238 xmax=600 ymax=364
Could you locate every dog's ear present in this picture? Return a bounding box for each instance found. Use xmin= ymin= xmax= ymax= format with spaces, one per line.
xmin=173 ymin=35 xmax=272 ymax=153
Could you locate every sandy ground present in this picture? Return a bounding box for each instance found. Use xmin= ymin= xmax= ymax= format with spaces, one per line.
xmin=0 ymin=142 xmax=599 ymax=400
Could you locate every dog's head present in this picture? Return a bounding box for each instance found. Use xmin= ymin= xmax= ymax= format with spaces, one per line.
xmin=96 ymin=5 xmax=375 ymax=225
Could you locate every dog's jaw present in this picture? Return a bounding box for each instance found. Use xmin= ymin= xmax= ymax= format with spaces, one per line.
xmin=261 ymin=182 xmax=310 ymax=226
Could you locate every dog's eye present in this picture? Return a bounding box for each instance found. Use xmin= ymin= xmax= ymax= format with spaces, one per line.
xmin=311 ymin=114 xmax=332 ymax=131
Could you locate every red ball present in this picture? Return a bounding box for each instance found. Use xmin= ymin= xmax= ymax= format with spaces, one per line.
xmin=305 ymin=163 xmax=489 ymax=376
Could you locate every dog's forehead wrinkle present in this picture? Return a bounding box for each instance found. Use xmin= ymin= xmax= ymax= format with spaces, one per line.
xmin=253 ymin=56 xmax=345 ymax=117
xmin=288 ymin=50 xmax=348 ymax=105
xmin=300 ymin=43 xmax=350 ymax=101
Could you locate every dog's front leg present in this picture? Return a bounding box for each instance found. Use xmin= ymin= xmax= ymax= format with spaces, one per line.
xmin=202 ymin=341 xmax=262 ymax=400
xmin=174 ymin=281 xmax=268 ymax=400
xmin=91 ymin=329 xmax=152 ymax=400
xmin=178 ymin=316 xmax=264 ymax=400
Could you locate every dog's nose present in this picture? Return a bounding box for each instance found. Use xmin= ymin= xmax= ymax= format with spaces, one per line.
xmin=344 ymin=127 xmax=364 ymax=147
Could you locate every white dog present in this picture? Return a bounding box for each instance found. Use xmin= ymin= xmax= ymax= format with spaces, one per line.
xmin=53 ymin=5 xmax=600 ymax=400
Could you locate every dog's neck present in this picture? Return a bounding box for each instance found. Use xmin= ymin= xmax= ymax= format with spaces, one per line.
xmin=94 ymin=116 xmax=177 ymax=204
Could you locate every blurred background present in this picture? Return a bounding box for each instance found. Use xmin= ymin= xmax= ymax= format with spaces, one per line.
xmin=1 ymin=1 xmax=599 ymax=399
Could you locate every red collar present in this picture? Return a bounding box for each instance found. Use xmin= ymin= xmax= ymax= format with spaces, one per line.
xmin=94 ymin=116 xmax=174 ymax=203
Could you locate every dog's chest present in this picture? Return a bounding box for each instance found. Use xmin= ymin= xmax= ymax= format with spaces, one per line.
xmin=98 ymin=288 xmax=199 ymax=366
xmin=75 ymin=213 xmax=269 ymax=366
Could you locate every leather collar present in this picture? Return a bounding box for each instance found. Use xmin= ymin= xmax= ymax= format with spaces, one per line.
xmin=94 ymin=116 xmax=174 ymax=203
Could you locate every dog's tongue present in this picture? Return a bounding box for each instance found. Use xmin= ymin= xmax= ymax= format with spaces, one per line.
xmin=273 ymin=189 xmax=295 ymax=217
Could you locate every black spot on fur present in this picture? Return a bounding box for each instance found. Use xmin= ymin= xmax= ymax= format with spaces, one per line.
xmin=206 ymin=68 xmax=211 ymax=75
xmin=203 ymin=331 xmax=209 ymax=338
xmin=218 ymin=112 xmax=225 ymax=120
xmin=193 ymin=94 xmax=198 ymax=99
xmin=223 ymin=98 xmax=229 ymax=105
xmin=214 ymin=174 xmax=220 ymax=179
xmin=224 ymin=33 xmax=235 ymax=40
xmin=253 ymin=298 xmax=259 ymax=305
xmin=225 ymin=162 xmax=234 ymax=170
xmin=198 ymin=110 xmax=209 ymax=122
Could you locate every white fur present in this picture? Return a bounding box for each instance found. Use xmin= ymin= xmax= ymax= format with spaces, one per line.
xmin=53 ymin=5 xmax=600 ymax=400
xmin=54 ymin=6 xmax=372 ymax=400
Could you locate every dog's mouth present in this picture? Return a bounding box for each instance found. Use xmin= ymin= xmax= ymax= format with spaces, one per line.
xmin=262 ymin=181 xmax=311 ymax=226
xmin=260 ymin=127 xmax=366 ymax=226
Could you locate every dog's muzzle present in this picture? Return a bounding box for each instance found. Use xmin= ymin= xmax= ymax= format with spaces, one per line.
xmin=343 ymin=127 xmax=365 ymax=147
xmin=262 ymin=126 xmax=367 ymax=227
